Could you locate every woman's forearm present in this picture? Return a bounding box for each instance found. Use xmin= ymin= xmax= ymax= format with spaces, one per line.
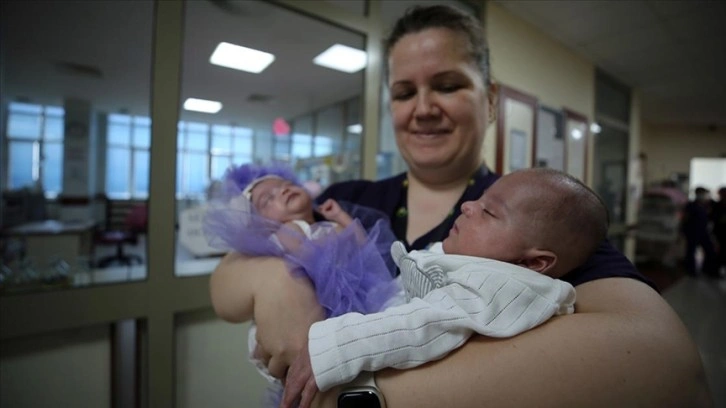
xmin=209 ymin=251 xmax=287 ymax=323
xmin=210 ymin=250 xmax=325 ymax=377
xmin=314 ymin=278 xmax=711 ymax=408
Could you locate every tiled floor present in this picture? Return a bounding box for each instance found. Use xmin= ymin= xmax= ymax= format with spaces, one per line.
xmin=662 ymin=275 xmax=726 ymax=407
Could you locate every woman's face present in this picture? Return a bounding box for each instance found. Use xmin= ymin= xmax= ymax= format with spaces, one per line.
xmin=388 ymin=28 xmax=489 ymax=175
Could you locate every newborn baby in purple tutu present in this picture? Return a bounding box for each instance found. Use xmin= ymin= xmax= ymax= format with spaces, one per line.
xmin=244 ymin=173 xmax=360 ymax=254
xmin=205 ymin=163 xmax=402 ymax=318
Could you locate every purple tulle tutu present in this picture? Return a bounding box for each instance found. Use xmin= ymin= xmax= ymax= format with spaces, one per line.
xmin=204 ymin=199 xmax=400 ymax=316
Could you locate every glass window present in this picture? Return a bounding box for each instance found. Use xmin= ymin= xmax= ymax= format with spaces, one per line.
xmin=340 ymin=97 xmax=363 ymax=181
xmin=211 ymin=126 xmax=232 ymax=154
xmin=315 ymin=105 xmax=343 ymax=157
xmin=133 ymin=151 xmax=150 ymax=196
xmin=211 ymin=156 xmax=232 ymax=181
xmin=44 ymin=116 xmax=64 ymax=140
xmin=5 ymin=102 xmax=65 ymax=194
xmin=106 ymin=113 xmax=151 ymax=199
xmin=594 ymin=125 xmax=629 ymax=225
xmin=106 ymin=147 xmax=131 ymax=196
xmin=133 ymin=123 xmax=151 ymax=149
xmin=594 ymin=70 xmax=631 ymax=249
xmin=8 ymin=141 xmax=35 ymax=188
xmin=273 ymin=135 xmax=292 ymax=162
xmin=7 ymin=113 xmax=42 ymax=139
xmin=1 ymin=0 xmax=154 ymax=292
xmin=175 ymin=1 xmax=365 ymax=278
xmin=290 ymin=115 xmax=311 ymax=159
xmin=314 ymin=137 xmax=334 ymax=157
xmin=292 ymin=133 xmax=313 ymax=159
xmin=42 ymin=143 xmax=64 ymax=194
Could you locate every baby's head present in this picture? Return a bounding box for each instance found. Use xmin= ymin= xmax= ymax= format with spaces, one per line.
xmin=443 ymin=168 xmax=608 ymax=278
xmin=224 ymin=164 xmax=315 ymax=223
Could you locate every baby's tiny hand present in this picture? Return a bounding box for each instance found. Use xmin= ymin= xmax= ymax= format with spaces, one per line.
xmin=318 ymin=199 xmax=342 ymax=218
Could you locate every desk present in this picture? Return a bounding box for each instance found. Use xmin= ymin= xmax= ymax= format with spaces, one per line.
xmin=3 ymin=220 xmax=96 ymax=268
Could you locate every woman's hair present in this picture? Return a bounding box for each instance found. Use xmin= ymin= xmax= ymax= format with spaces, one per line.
xmin=383 ymin=4 xmax=490 ymax=83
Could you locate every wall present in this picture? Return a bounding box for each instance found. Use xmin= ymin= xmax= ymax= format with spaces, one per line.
xmin=0 ymin=325 xmax=111 ymax=408
xmin=175 ymin=311 xmax=267 ymax=408
xmin=484 ymin=2 xmax=596 ymax=174
xmin=641 ymin=123 xmax=726 ymax=187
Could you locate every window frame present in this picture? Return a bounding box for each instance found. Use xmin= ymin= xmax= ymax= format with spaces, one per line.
xmin=4 ymin=102 xmax=65 ymax=198
xmin=105 ymin=113 xmax=152 ymax=200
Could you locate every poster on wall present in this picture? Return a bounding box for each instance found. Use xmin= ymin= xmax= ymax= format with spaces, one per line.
xmin=496 ymin=85 xmax=538 ymax=175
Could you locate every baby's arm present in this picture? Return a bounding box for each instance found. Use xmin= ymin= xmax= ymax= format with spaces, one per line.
xmin=318 ymin=199 xmax=354 ymax=228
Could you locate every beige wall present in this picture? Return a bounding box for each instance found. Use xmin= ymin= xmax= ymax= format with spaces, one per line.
xmin=641 ymin=123 xmax=726 ymax=187
xmin=0 ymin=312 xmax=267 ymax=408
xmin=175 ymin=311 xmax=267 ymax=408
xmin=484 ymin=2 xmax=596 ymax=175
xmin=0 ymin=325 xmax=111 ymax=408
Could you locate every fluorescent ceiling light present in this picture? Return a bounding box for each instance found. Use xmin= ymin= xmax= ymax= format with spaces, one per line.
xmin=184 ymin=98 xmax=222 ymax=114
xmin=347 ymin=124 xmax=362 ymax=134
xmin=313 ymin=44 xmax=367 ymax=73
xmin=210 ymin=42 xmax=275 ymax=74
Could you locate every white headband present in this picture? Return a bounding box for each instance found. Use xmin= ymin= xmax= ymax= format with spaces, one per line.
xmin=241 ymin=175 xmax=285 ymax=200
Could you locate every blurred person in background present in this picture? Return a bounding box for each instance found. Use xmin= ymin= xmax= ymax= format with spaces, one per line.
xmin=682 ymin=186 xmax=718 ymax=277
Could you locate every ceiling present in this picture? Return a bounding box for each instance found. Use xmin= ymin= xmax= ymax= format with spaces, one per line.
xmin=0 ymin=0 xmax=368 ymax=131
xmin=1 ymin=0 xmax=724 ymax=131
xmin=496 ymin=0 xmax=726 ymax=127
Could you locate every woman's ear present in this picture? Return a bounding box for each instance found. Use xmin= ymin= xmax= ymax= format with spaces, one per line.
xmin=519 ymin=248 xmax=557 ymax=276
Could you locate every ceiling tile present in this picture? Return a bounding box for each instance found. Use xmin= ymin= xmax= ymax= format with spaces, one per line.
xmin=547 ymin=1 xmax=658 ymax=46
xmin=645 ymin=0 xmax=701 ymax=18
xmin=583 ymin=23 xmax=673 ymax=61
xmin=662 ymin=1 xmax=726 ymax=40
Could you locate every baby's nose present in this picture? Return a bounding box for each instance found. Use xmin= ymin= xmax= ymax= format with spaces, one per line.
xmin=273 ymin=185 xmax=290 ymax=199
xmin=460 ymin=201 xmax=475 ymax=215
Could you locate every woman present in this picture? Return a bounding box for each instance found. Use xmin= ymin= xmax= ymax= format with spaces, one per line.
xmin=210 ymin=5 xmax=711 ymax=407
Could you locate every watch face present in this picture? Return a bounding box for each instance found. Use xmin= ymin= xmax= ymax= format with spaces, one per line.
xmin=338 ymin=391 xmax=382 ymax=408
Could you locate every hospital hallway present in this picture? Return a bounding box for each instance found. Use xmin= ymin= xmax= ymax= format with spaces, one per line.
xmin=640 ymin=264 xmax=726 ymax=407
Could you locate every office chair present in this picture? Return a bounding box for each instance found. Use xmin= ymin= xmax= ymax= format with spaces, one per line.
xmin=95 ymin=198 xmax=147 ymax=268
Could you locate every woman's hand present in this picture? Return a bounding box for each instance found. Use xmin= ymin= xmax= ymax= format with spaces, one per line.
xmin=210 ymin=251 xmax=324 ymax=379
xmin=280 ymin=335 xmax=318 ymax=408
xmin=253 ymin=262 xmax=325 ymax=379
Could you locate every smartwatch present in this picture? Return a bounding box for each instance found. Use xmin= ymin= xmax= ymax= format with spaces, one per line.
xmin=337 ymin=371 xmax=386 ymax=408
